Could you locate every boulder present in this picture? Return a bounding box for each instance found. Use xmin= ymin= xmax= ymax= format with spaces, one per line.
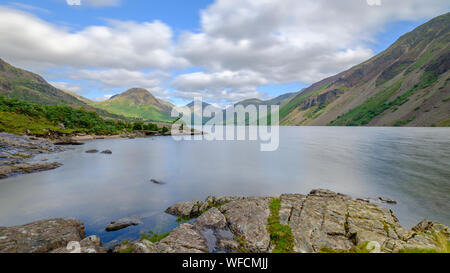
xmin=219 ymin=197 xmax=272 ymax=253
xmin=101 ymin=150 xmax=112 ymax=154
xmin=51 ymin=235 xmax=106 ymax=253
xmin=195 ymin=208 xmax=227 ymax=229
xmin=155 ymin=223 xmax=208 ymax=253
xmin=0 ymin=218 xmax=85 ymax=253
xmin=165 ymin=200 xmax=204 ymax=218
xmin=85 ymin=149 xmax=99 ymax=154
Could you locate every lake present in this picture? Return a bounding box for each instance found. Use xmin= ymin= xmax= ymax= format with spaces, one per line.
xmin=0 ymin=127 xmax=449 ymax=246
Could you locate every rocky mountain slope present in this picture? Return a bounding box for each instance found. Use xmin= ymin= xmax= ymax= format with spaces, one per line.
xmin=271 ymin=13 xmax=450 ymax=127
xmin=0 ymin=58 xmax=126 ymax=120
xmin=92 ymin=88 xmax=174 ymax=122
xmin=0 ymin=58 xmax=86 ymax=106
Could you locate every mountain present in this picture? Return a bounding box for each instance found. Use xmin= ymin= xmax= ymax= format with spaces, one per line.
xmin=236 ymin=92 xmax=298 ymax=108
xmin=0 ymin=58 xmax=87 ymax=106
xmin=92 ymin=88 xmax=175 ymax=122
xmin=186 ymin=100 xmax=212 ymax=111
xmin=279 ymin=12 xmax=449 ymax=127
xmin=0 ymin=58 xmax=128 ymax=120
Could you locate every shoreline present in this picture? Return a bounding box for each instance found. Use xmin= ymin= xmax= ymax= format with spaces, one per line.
xmin=0 ymin=130 xmax=203 ymax=179
xmin=0 ymin=189 xmax=448 ymax=253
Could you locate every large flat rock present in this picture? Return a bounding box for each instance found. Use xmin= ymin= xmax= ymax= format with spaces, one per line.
xmin=0 ymin=218 xmax=86 ymax=253
xmin=158 ymin=189 xmax=449 ymax=253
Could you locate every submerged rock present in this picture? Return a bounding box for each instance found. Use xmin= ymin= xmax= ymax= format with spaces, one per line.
xmin=101 ymin=150 xmax=112 ymax=154
xmin=105 ymin=216 xmax=142 ymax=232
xmin=379 ymin=197 xmax=398 ymax=204
xmin=151 ymin=179 xmax=165 ymax=185
xmin=85 ymin=149 xmax=99 ymax=154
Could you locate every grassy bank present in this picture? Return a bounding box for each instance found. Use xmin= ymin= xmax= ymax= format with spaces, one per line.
xmin=0 ymin=96 xmax=167 ymax=136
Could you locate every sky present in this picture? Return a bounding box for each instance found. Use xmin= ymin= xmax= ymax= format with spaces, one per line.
xmin=0 ymin=0 xmax=448 ymax=106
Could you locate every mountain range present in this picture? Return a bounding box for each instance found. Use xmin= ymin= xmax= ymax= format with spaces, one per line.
xmin=0 ymin=12 xmax=448 ymax=126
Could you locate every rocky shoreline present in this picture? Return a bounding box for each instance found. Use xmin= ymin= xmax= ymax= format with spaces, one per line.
xmin=0 ymin=189 xmax=448 ymax=253
xmin=0 ymin=132 xmax=64 ymax=179
xmin=0 ymin=130 xmax=202 ymax=179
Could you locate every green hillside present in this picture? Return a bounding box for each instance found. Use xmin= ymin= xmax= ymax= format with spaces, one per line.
xmin=0 ymin=58 xmax=86 ymax=106
xmin=92 ymin=88 xmax=174 ymax=122
xmin=279 ymin=12 xmax=450 ymax=127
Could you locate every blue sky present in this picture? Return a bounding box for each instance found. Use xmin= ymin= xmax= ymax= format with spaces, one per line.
xmin=0 ymin=0 xmax=448 ymax=106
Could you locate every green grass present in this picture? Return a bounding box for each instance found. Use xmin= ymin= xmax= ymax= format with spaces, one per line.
xmin=411 ymin=51 xmax=435 ymax=71
xmin=319 ymin=242 xmax=372 ymax=253
xmin=330 ymin=68 xmax=442 ymax=126
xmin=329 ymin=80 xmax=404 ymax=126
xmin=443 ymin=97 xmax=450 ymax=102
xmin=140 ymin=230 xmax=170 ymax=243
xmin=267 ymin=198 xmax=295 ymax=253
xmin=437 ymin=118 xmax=450 ymax=127
xmin=280 ymin=83 xmax=329 ymax=120
xmin=176 ymin=199 xmax=229 ymax=222
xmin=0 ymin=96 xmax=167 ymax=135
xmin=393 ymin=116 xmax=416 ymax=127
xmin=0 ymin=111 xmax=73 ymax=135
xmin=93 ymin=100 xmax=174 ymax=122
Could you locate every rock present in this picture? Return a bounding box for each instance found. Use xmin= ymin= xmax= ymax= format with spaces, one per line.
xmin=218 ymin=238 xmax=240 ymax=252
xmin=51 ymin=235 xmax=106 ymax=253
xmin=0 ymin=218 xmax=85 ymax=253
xmin=165 ymin=200 xmax=204 ymax=218
xmin=117 ymin=190 xmax=449 ymax=254
xmin=57 ymin=123 xmax=65 ymax=130
xmin=54 ymin=137 xmax=84 ymax=145
xmin=155 ymin=223 xmax=208 ymax=253
xmin=151 ymin=179 xmax=165 ymax=185
xmin=220 ymin=197 xmax=272 ymax=253
xmin=413 ymin=220 xmax=449 ymax=236
xmin=0 ymin=162 xmax=62 ymax=179
xmin=105 ymin=216 xmax=142 ymax=232
xmin=112 ymin=239 xmax=156 ymax=253
xmin=195 ymin=208 xmax=227 ymax=229
xmin=101 ymin=150 xmax=112 ymax=154
xmin=379 ymin=197 xmax=397 ymax=204
xmin=85 ymin=149 xmax=99 ymax=154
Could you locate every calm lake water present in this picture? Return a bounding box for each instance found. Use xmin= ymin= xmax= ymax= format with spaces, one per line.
xmin=0 ymin=127 xmax=449 ymax=246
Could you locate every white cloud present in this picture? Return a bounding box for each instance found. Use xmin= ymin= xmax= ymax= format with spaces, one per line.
xmin=63 ymin=68 xmax=172 ymax=100
xmin=173 ymin=0 xmax=449 ymax=101
xmin=49 ymin=81 xmax=83 ymax=93
xmin=92 ymin=94 xmax=114 ymax=102
xmin=66 ymin=0 xmax=120 ymax=7
xmin=172 ymin=70 xmax=268 ymax=101
xmin=0 ymin=1 xmax=449 ymax=104
xmin=0 ymin=7 xmax=186 ymax=70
